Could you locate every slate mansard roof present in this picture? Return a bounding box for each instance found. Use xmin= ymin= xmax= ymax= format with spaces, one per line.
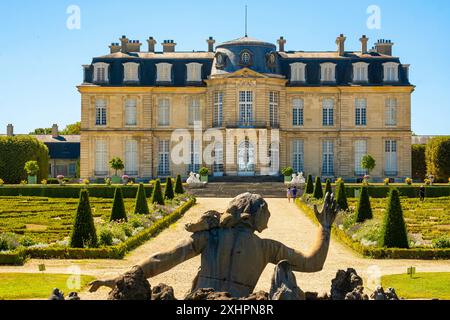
xmin=81 ymin=36 xmax=412 ymax=87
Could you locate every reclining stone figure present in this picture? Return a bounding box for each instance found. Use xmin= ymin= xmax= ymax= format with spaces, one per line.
xmin=89 ymin=192 xmax=338 ymax=299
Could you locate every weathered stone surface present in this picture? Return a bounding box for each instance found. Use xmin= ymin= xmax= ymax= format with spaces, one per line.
xmin=185 ymin=288 xmax=234 ymax=300
xmin=269 ymin=260 xmax=304 ymax=300
xmin=344 ymin=286 xmax=369 ymax=300
xmin=185 ymin=210 xmax=221 ymax=233
xmin=49 ymin=288 xmax=65 ymax=300
xmin=108 ymin=266 xmax=151 ymax=300
xmin=370 ymin=286 xmax=399 ymax=300
xmin=330 ymin=268 xmax=363 ymax=300
xmin=151 ymin=283 xmax=176 ymax=300
xmin=242 ymin=291 xmax=269 ymax=300
xmin=67 ymin=292 xmax=81 ymax=300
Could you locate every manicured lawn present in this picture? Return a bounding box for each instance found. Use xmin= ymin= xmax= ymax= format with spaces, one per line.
xmin=382 ymin=272 xmax=450 ymax=300
xmin=0 ymin=273 xmax=95 ymax=300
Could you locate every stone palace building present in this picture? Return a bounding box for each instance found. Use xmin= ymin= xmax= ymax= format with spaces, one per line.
xmin=78 ymin=33 xmax=413 ymax=181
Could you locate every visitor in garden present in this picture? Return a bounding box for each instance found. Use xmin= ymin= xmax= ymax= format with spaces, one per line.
xmin=419 ymin=185 xmax=425 ymax=202
xmin=286 ymin=187 xmax=292 ymax=202
xmin=292 ymin=186 xmax=298 ymax=202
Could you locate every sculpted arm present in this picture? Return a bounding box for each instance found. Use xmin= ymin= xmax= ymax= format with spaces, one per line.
xmin=265 ymin=193 xmax=338 ymax=273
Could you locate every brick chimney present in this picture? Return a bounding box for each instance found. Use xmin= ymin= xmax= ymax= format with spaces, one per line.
xmin=147 ymin=37 xmax=157 ymax=52
xmin=51 ymin=124 xmax=59 ymax=138
xmin=109 ymin=42 xmax=121 ymax=54
xmin=359 ymin=35 xmax=369 ymax=54
xmin=336 ymin=34 xmax=346 ymax=56
xmin=162 ymin=40 xmax=176 ymax=53
xmin=6 ymin=124 xmax=13 ymax=137
xmin=277 ymin=36 xmax=286 ymax=52
xmin=207 ymin=37 xmax=215 ymax=52
xmin=120 ymin=35 xmax=129 ymax=53
xmin=374 ymin=39 xmax=394 ymax=56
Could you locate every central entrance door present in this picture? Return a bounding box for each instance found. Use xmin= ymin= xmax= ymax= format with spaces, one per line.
xmin=237 ymin=140 xmax=255 ymax=176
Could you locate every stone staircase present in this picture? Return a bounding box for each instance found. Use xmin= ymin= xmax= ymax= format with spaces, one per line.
xmin=186 ymin=182 xmax=288 ymax=198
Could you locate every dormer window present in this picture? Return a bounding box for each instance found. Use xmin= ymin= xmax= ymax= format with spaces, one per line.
xmin=123 ymin=62 xmax=139 ymax=83
xmin=383 ymin=62 xmax=399 ymax=82
xmin=156 ymin=63 xmax=172 ymax=83
xmin=290 ymin=63 xmax=306 ymax=82
xmin=353 ymin=62 xmax=369 ymax=82
xmin=320 ymin=63 xmax=336 ymax=82
xmin=186 ymin=63 xmax=202 ymax=82
xmin=93 ymin=62 xmax=109 ymax=83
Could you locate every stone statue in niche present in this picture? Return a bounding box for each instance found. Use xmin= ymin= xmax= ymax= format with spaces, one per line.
xmin=89 ymin=192 xmax=338 ymax=299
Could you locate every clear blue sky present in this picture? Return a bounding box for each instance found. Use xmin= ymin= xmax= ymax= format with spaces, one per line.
xmin=0 ymin=0 xmax=449 ymax=135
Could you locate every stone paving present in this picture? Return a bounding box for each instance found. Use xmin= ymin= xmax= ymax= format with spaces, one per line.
xmin=1 ymin=198 xmax=449 ymax=299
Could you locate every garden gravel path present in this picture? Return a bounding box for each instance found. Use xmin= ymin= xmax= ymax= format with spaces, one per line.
xmin=0 ymin=198 xmax=449 ymax=300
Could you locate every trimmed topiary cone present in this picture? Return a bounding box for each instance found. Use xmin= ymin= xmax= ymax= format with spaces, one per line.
xmin=324 ymin=179 xmax=332 ymax=197
xmin=174 ymin=174 xmax=184 ymax=194
xmin=134 ymin=183 xmax=150 ymax=214
xmin=151 ymin=179 xmax=165 ymax=205
xmin=313 ymin=177 xmax=323 ymax=199
xmin=335 ymin=181 xmax=349 ymax=211
xmin=164 ymin=177 xmax=175 ymax=200
xmin=70 ymin=189 xmax=98 ymax=248
xmin=380 ymin=188 xmax=409 ymax=248
xmin=355 ymin=186 xmax=373 ymax=222
xmin=110 ymin=187 xmax=127 ymax=222
xmin=305 ymin=175 xmax=314 ymax=194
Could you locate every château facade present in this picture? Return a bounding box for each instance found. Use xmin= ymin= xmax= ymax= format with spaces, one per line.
xmin=78 ymin=33 xmax=413 ymax=181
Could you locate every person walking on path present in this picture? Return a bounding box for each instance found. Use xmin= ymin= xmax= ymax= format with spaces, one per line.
xmin=292 ymin=186 xmax=298 ymax=203
xmin=419 ymin=185 xmax=426 ymax=202
xmin=286 ymin=187 xmax=292 ymax=203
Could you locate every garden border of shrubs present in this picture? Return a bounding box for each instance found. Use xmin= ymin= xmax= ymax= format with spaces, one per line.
xmin=296 ymin=199 xmax=450 ymax=260
xmin=343 ymin=185 xmax=450 ymax=198
xmin=0 ymin=198 xmax=196 ymax=265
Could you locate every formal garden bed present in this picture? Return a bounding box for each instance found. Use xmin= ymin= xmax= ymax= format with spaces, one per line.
xmin=0 ymin=177 xmax=195 ymax=265
xmin=297 ymin=179 xmax=450 ymax=259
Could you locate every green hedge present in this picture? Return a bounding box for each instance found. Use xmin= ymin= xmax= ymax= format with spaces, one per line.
xmin=426 ymin=136 xmax=450 ymax=182
xmin=412 ymin=144 xmax=427 ymax=180
xmin=0 ymin=136 xmax=49 ymax=184
xmin=0 ymin=185 xmax=154 ymax=198
xmin=343 ymin=185 xmax=450 ymax=198
xmin=0 ymin=198 xmax=196 ymax=264
xmin=296 ymin=199 xmax=450 ymax=260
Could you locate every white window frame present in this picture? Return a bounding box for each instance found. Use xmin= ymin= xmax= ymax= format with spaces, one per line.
xmin=290 ymin=62 xmax=306 ymax=82
xmin=292 ymin=140 xmax=304 ymax=173
xmin=383 ymin=62 xmax=399 ymax=82
xmin=189 ymin=140 xmax=201 ymax=173
xmin=156 ymin=63 xmax=172 ymax=82
xmin=320 ymin=63 xmax=336 ymax=82
xmin=158 ymin=98 xmax=170 ymax=126
xmin=158 ymin=140 xmax=170 ymax=176
xmin=385 ymin=98 xmax=397 ymax=126
xmin=385 ymin=140 xmax=398 ymax=176
xmin=354 ymin=140 xmax=368 ymax=176
xmin=188 ymin=98 xmax=201 ymax=125
xmin=269 ymin=92 xmax=279 ymax=127
xmin=186 ymin=63 xmax=202 ymax=82
xmin=125 ymin=98 xmax=137 ymax=126
xmin=239 ymin=91 xmax=253 ymax=126
xmin=125 ymin=139 xmax=138 ymax=176
xmin=213 ymin=143 xmax=224 ymax=174
xmin=355 ymin=98 xmax=367 ymax=126
xmin=95 ymin=99 xmax=107 ymax=126
xmin=322 ymin=98 xmax=334 ymax=126
xmin=322 ymin=140 xmax=334 ymax=176
xmin=292 ymin=98 xmax=304 ymax=127
xmin=123 ymin=62 xmax=139 ymax=82
xmin=95 ymin=139 xmax=108 ymax=175
xmin=93 ymin=62 xmax=109 ymax=83
xmin=213 ymin=92 xmax=223 ymax=127
xmin=353 ymin=62 xmax=369 ymax=82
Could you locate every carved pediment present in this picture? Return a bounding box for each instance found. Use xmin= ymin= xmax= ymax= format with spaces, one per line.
xmin=226 ymin=68 xmax=268 ymax=79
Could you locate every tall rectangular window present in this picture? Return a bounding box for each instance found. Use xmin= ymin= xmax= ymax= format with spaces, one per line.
xmin=385 ymin=140 xmax=398 ymax=176
xmin=322 ymin=140 xmax=334 ymax=176
xmin=322 ymin=98 xmax=334 ymax=126
xmin=188 ymin=98 xmax=201 ymax=125
xmin=125 ymin=140 xmax=138 ymax=175
xmin=292 ymin=98 xmax=304 ymax=126
xmin=385 ymin=98 xmax=397 ymax=126
xmin=355 ymin=98 xmax=367 ymax=126
xmin=239 ymin=91 xmax=253 ymax=126
xmin=354 ymin=140 xmax=368 ymax=176
xmin=383 ymin=62 xmax=399 ymax=82
xmin=213 ymin=92 xmax=223 ymax=127
xmin=93 ymin=63 xmax=109 ymax=83
xmin=123 ymin=62 xmax=139 ymax=82
xmin=158 ymin=140 xmax=170 ymax=176
xmin=292 ymin=140 xmax=304 ymax=173
xmin=156 ymin=63 xmax=172 ymax=82
xmin=186 ymin=63 xmax=202 ymax=82
xmin=269 ymin=92 xmax=279 ymax=127
xmin=95 ymin=140 xmax=108 ymax=175
xmin=290 ymin=63 xmax=306 ymax=82
xmin=158 ymin=99 xmax=170 ymax=126
xmin=95 ymin=99 xmax=107 ymax=126
xmin=213 ymin=143 xmax=224 ymax=174
xmin=125 ymin=99 xmax=137 ymax=126
xmin=189 ymin=140 xmax=201 ymax=173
